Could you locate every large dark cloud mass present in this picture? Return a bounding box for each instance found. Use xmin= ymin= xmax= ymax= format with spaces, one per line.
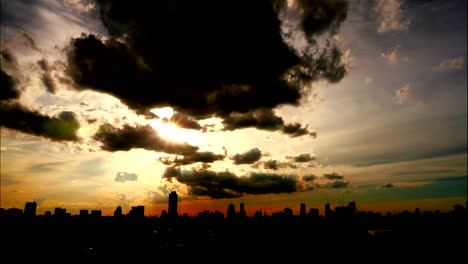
xmin=231 ymin=148 xmax=262 ymax=165
xmin=1 ymin=64 xmax=81 ymax=141
xmin=66 ymin=0 xmax=349 ymax=126
xmin=0 ymin=103 xmax=80 ymax=141
xmin=296 ymin=0 xmax=348 ymax=42
xmin=163 ymin=167 xmax=297 ymax=199
xmin=222 ymin=108 xmax=316 ymax=137
xmin=94 ymin=123 xmax=198 ymax=154
xmin=0 ymin=69 xmax=20 ymax=100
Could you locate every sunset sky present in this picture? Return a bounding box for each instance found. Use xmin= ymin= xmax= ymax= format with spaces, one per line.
xmin=1 ymin=0 xmax=466 ymax=216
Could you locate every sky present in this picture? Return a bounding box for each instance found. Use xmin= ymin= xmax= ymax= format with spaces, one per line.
xmin=1 ymin=0 xmax=466 ymax=216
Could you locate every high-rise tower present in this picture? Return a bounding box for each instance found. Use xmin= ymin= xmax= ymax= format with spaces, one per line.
xmin=168 ymin=191 xmax=178 ymax=218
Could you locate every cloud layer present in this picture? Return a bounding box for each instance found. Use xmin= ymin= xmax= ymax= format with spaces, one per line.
xmin=94 ymin=124 xmax=198 ymax=154
xmin=163 ymin=167 xmax=298 ymax=199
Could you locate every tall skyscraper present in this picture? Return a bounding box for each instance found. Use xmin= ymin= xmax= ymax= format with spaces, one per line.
xmin=168 ymin=191 xmax=178 ymax=218
xmin=24 ymin=201 xmax=37 ymax=217
xmin=347 ymin=201 xmax=357 ymax=216
xmin=325 ymin=203 xmax=332 ymax=219
xmin=300 ymin=203 xmax=306 ymax=217
xmin=239 ymin=203 xmax=246 ymax=217
xmin=227 ymin=203 xmax=236 ymax=220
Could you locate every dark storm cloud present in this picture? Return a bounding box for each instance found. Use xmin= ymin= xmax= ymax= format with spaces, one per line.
xmin=379 ymin=183 xmax=394 ymax=189
xmin=164 ymin=112 xmax=202 ymax=130
xmin=93 ymin=123 xmax=198 ymax=154
xmin=232 ymin=148 xmax=262 ymax=165
xmin=0 ymin=69 xmax=20 ymax=100
xmin=115 ymin=172 xmax=138 ymax=183
xmin=66 ymin=0 xmax=349 ymax=121
xmin=158 ymin=151 xmax=225 ymax=166
xmin=163 ymin=167 xmax=297 ymax=199
xmin=323 ymin=172 xmax=344 ymax=180
xmin=0 ymin=103 xmax=80 ymax=141
xmin=287 ymin=153 xmax=315 ymax=163
xmin=296 ymin=0 xmax=349 ymax=42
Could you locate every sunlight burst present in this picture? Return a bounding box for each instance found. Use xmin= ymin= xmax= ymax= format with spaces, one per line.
xmin=150 ymin=120 xmax=200 ymax=145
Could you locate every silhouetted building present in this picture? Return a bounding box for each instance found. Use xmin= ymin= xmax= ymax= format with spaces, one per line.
xmin=348 ymin=201 xmax=357 ymax=216
xmin=114 ymin=206 xmax=122 ymax=217
xmin=54 ymin=207 xmax=66 ymax=216
xmin=45 ymin=211 xmax=51 ymax=216
xmin=283 ymin=207 xmax=293 ymax=217
xmin=300 ymin=203 xmax=306 ymax=218
xmin=168 ymin=191 xmax=178 ymax=218
xmin=325 ymin=203 xmax=332 ymax=219
xmin=239 ymin=203 xmax=246 ymax=217
xmin=129 ymin=206 xmax=144 ymax=218
xmin=6 ymin=208 xmax=23 ymax=217
xmin=308 ymin=208 xmax=319 ymax=219
xmin=91 ymin=210 xmax=102 ymax=217
xmin=79 ymin=210 xmax=89 ymax=217
xmin=24 ymin=201 xmax=37 ymax=217
xmin=227 ymin=203 xmax=236 ymax=220
xmin=254 ymin=210 xmax=263 ymax=219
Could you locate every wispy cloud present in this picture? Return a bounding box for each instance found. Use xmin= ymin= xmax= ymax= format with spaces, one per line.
xmin=393 ymin=83 xmax=410 ymax=105
xmin=433 ymin=56 xmax=465 ymax=72
xmin=375 ymin=0 xmax=410 ymax=33
xmin=63 ymin=0 xmax=96 ymax=13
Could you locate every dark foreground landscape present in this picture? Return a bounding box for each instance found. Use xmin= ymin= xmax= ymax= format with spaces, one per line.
xmin=1 ymin=200 xmax=467 ymax=261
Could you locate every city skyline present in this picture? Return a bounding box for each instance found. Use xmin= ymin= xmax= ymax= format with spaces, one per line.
xmin=5 ymin=190 xmax=466 ymax=218
xmin=1 ymin=0 xmax=467 ymax=216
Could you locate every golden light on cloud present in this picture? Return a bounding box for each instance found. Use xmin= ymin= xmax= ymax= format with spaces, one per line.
xmin=151 ymin=107 xmax=174 ymax=119
xmin=149 ymin=119 xmax=200 ymax=145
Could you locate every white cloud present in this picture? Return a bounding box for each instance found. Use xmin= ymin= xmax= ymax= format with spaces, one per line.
xmin=365 ymin=77 xmax=374 ymax=85
xmin=433 ymin=56 xmax=465 ymax=72
xmin=375 ymin=0 xmax=410 ymax=33
xmin=381 ymin=48 xmax=399 ymax=64
xmin=393 ymin=83 xmax=410 ymax=104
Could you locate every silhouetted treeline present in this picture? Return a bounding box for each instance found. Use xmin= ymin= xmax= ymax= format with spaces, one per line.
xmin=1 ymin=201 xmax=467 ymax=261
